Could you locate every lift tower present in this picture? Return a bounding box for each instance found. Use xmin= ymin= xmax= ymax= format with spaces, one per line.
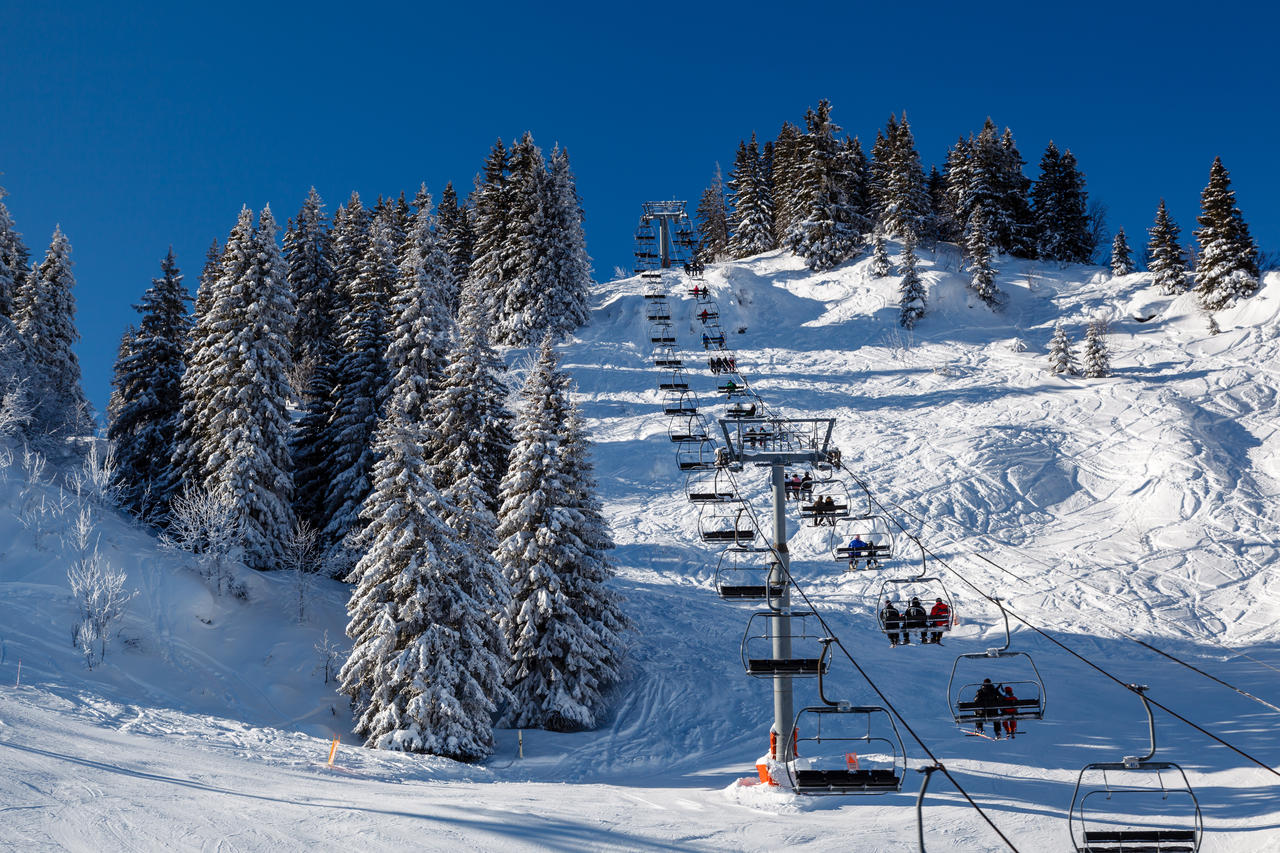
xmin=634 ymin=201 xmax=697 ymax=273
xmin=719 ymin=416 xmax=840 ymax=764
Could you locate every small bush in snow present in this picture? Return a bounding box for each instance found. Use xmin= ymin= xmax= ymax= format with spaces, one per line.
xmin=162 ymin=485 xmax=243 ymax=596
xmin=68 ymin=547 xmax=134 ymax=668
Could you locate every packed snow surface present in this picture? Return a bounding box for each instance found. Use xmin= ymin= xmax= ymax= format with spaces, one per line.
xmin=2 ymin=245 xmax=1278 ymax=851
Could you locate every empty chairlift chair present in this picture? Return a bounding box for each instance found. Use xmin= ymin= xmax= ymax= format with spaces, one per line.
xmin=652 ymin=345 xmax=683 ymax=369
xmin=741 ymin=610 xmax=829 ymax=677
xmin=663 ymin=390 xmax=699 ymax=416
xmin=668 ymin=413 xmax=709 ymax=443
xmin=675 ymin=438 xmax=718 ymax=471
xmin=786 ymin=639 xmax=906 ymax=795
xmin=699 ymin=504 xmax=757 ymax=546
xmin=658 ymin=369 xmax=690 ymax=392
xmin=685 ymin=468 xmax=738 ymax=504
xmin=715 ymin=547 xmax=785 ymax=602
xmin=947 ymin=597 xmax=1044 ymax=735
xmin=1068 ymin=686 xmax=1202 ymax=853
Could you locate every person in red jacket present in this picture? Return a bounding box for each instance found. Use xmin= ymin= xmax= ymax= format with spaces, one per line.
xmin=927 ymin=598 xmax=951 ymax=644
xmin=1002 ymin=685 xmax=1018 ymax=739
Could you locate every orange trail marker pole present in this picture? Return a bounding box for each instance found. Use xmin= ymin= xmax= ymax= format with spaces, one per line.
xmin=327 ymin=736 xmax=339 ymax=766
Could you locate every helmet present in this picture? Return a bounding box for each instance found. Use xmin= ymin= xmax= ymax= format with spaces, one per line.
xmin=936 ymin=598 xmax=943 ymax=604
xmin=911 ymin=597 xmax=920 ymax=605
xmin=1004 ymin=686 xmax=1014 ymax=694
xmin=983 ymin=678 xmax=992 ymax=684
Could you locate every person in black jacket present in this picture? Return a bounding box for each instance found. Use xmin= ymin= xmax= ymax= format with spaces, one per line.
xmin=903 ymin=597 xmax=927 ymax=645
xmin=973 ymin=678 xmax=1001 ymax=737
xmin=881 ymin=599 xmax=902 ymax=647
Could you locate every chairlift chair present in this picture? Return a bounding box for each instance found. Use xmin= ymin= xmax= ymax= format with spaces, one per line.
xmin=877 ymin=538 xmax=955 ymax=644
xmin=695 ymin=303 xmax=720 ymax=324
xmin=646 ymin=305 xmax=672 ymax=322
xmin=662 ymin=390 xmax=699 ymax=416
xmin=725 ymin=399 xmax=759 ymax=419
xmin=651 ymin=345 xmax=682 ymax=369
xmin=668 ymin=413 xmax=709 ymax=444
xmin=831 ymin=515 xmax=895 ymax=569
xmin=658 ymin=369 xmax=690 ymax=392
xmin=685 ymin=468 xmax=739 ymax=504
xmin=786 ymin=640 xmax=906 ymax=795
xmin=741 ymin=610 xmax=830 ymax=677
xmin=699 ymin=504 xmax=757 ymax=546
xmin=1068 ymin=686 xmax=1202 ymax=853
xmin=798 ymin=479 xmax=852 ymax=526
xmin=676 ymin=438 xmax=718 ymax=471
xmin=947 ymin=598 xmax=1045 ymax=729
xmin=715 ymin=548 xmax=785 ymax=602
xmin=716 ymin=380 xmax=749 ymax=398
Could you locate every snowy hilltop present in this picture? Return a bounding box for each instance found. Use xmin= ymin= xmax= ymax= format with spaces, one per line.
xmin=2 ymin=243 xmax=1279 ymax=851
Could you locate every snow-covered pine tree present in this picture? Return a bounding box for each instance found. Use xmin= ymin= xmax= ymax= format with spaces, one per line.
xmin=870 ymin=233 xmax=892 ymax=277
xmin=107 ymin=248 xmax=192 ymax=519
xmin=1081 ymin=319 xmax=1111 ymax=378
xmin=926 ymin=165 xmax=954 ymax=243
xmin=339 ymin=257 xmax=509 ymax=759
xmin=1032 ymin=142 xmax=1092 ymax=263
xmin=1110 ymin=227 xmax=1134 ymax=276
xmin=429 ymin=279 xmax=514 ymax=521
xmin=491 ymin=133 xmax=555 ymax=347
xmin=166 ymin=239 xmax=222 ymax=506
xmin=964 ymin=207 xmax=1000 ymax=306
xmin=1193 ymin=156 xmax=1259 ymax=311
xmin=770 ymin=122 xmax=803 ymax=247
xmin=284 ymin=188 xmax=334 ymax=402
xmin=398 ymin=186 xmax=454 ymax=390
xmin=1147 ymin=200 xmax=1187 ymax=295
xmin=837 ymin=136 xmax=870 ymax=237
xmin=542 ymin=145 xmax=592 ymax=335
xmin=696 ymin=163 xmax=731 ymax=262
xmin=437 ymin=181 xmax=474 ymax=310
xmin=997 ymin=127 xmax=1035 ymax=257
xmin=496 ymin=336 xmax=615 ymax=731
xmin=788 ymin=100 xmax=857 ymax=270
xmin=204 ymin=207 xmax=296 ymax=570
xmin=15 ymin=226 xmax=90 ymax=436
xmin=898 ymin=230 xmax=926 ymax=329
xmin=945 ymin=121 xmax=1034 ymax=256
xmin=0 ymin=186 xmax=30 ymax=321
xmin=727 ymin=134 xmax=777 ymax=258
xmin=469 ymin=139 xmax=516 ymax=321
xmin=878 ymin=113 xmax=929 ymax=239
xmin=1047 ymin=323 xmax=1079 ymax=375
xmin=556 ymin=401 xmax=627 ymax=691
xmin=320 ymin=200 xmax=394 ymax=568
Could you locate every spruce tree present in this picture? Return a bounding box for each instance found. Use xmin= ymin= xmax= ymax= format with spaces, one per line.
xmin=965 ymin=208 xmax=1000 ymax=307
xmin=496 ymin=336 xmax=617 ymax=731
xmin=878 ymin=113 xmax=929 ymax=239
xmin=788 ymin=100 xmax=857 ymax=270
xmin=398 ymin=186 xmax=454 ymax=390
xmin=339 ymin=261 xmax=508 ymax=758
xmin=696 ymin=163 xmax=731 ymax=262
xmin=437 ymin=181 xmax=474 ymax=308
xmin=727 ymin=134 xmax=777 ymax=258
xmin=1048 ymin=323 xmax=1078 ymax=375
xmin=108 ymin=248 xmax=192 ymax=519
xmin=469 ymin=139 xmax=515 ymax=320
xmin=0 ymin=187 xmax=29 ymax=321
xmin=321 ymin=201 xmax=394 ymax=567
xmin=770 ymin=122 xmax=803 ymax=247
xmin=1032 ymin=142 xmax=1092 ymax=263
xmin=838 ymin=136 xmax=871 ymax=236
xmin=1194 ymin=156 xmax=1259 ymax=311
xmin=1148 ymin=200 xmax=1187 ymax=295
xmin=1110 ymin=227 xmax=1134 ymax=276
xmin=870 ymin=234 xmax=891 ymax=277
xmin=15 ymin=226 xmax=90 ymax=436
xmin=284 ymin=188 xmax=335 ymax=400
xmin=1081 ymin=319 xmax=1111 ymax=378
xmin=542 ymin=145 xmax=592 ymax=335
xmin=945 ymin=121 xmax=1034 ymax=256
xmin=898 ymin=230 xmax=926 ymax=329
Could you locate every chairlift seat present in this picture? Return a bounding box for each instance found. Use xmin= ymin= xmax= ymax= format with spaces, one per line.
xmin=701 ymin=529 xmax=756 ymax=543
xmin=679 ymin=459 xmax=716 ymax=471
xmin=1078 ymin=829 xmax=1197 ymax=852
xmin=954 ymin=698 xmax=1043 ymax=721
xmin=792 ymin=769 xmax=900 ymax=793
xmin=664 ymin=405 xmax=698 ymax=415
xmin=835 ymin=544 xmax=891 ymax=559
xmin=651 ymin=336 xmax=677 ymax=344
xmin=653 ymin=358 xmax=683 ymax=368
xmin=718 ymin=584 xmax=784 ymax=600
xmin=658 ymin=382 xmax=689 ymax=391
xmin=746 ymin=658 xmax=823 ymax=676
xmin=800 ymin=502 xmax=850 ymax=517
xmin=726 ymin=403 xmax=757 ymax=418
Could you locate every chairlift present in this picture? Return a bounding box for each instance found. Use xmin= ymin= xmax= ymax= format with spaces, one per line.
xmin=715 ymin=548 xmax=784 ymax=602
xmin=725 ymin=399 xmax=758 ymax=419
xmin=651 ymin=344 xmax=682 ymax=368
xmin=662 ymin=390 xmax=699 ymax=416
xmin=876 ymin=538 xmax=955 ymax=645
xmin=658 ymin=369 xmax=690 ymax=392
xmin=947 ymin=597 xmax=1045 ymax=731
xmin=685 ymin=468 xmax=739 ymax=503
xmin=676 ymin=438 xmax=718 ymax=471
xmin=700 ymin=331 xmax=726 ymax=350
xmin=785 ymin=639 xmax=906 ymax=795
xmin=699 ymin=503 xmax=757 ymax=545
xmin=741 ymin=610 xmax=830 ymax=677
xmin=716 ymin=379 xmax=749 ymax=398
xmin=668 ymin=413 xmax=708 ymax=444
xmin=694 ymin=303 xmax=720 ymax=324
xmin=646 ymin=304 xmax=672 ymax=322
xmin=635 ymin=222 xmax=656 ymax=243
xmin=831 ymin=515 xmax=895 ymax=570
xmin=798 ymin=479 xmax=852 ymax=527
xmin=1068 ymin=686 xmax=1202 ymax=853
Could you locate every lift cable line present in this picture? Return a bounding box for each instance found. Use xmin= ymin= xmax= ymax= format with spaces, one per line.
xmin=718 ymin=463 xmax=1024 ymax=853
xmin=847 ymin=469 xmax=1280 ymax=714
xmin=834 ymin=463 xmax=1280 ymax=781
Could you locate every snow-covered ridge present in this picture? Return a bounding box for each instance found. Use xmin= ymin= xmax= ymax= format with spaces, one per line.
xmin=2 ymin=244 xmax=1277 ymax=850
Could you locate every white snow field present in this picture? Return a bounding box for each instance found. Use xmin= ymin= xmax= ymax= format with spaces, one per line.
xmin=2 ymin=244 xmax=1278 ymax=852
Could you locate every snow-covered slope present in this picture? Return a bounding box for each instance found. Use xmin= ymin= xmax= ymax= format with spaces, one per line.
xmin=1 ymin=244 xmax=1277 ymax=851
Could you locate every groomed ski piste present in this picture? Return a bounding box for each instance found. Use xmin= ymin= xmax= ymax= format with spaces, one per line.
xmin=1 ymin=242 xmax=1278 ymax=851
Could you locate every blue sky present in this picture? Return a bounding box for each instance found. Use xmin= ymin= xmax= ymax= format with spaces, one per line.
xmin=2 ymin=1 xmax=1276 ymax=415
